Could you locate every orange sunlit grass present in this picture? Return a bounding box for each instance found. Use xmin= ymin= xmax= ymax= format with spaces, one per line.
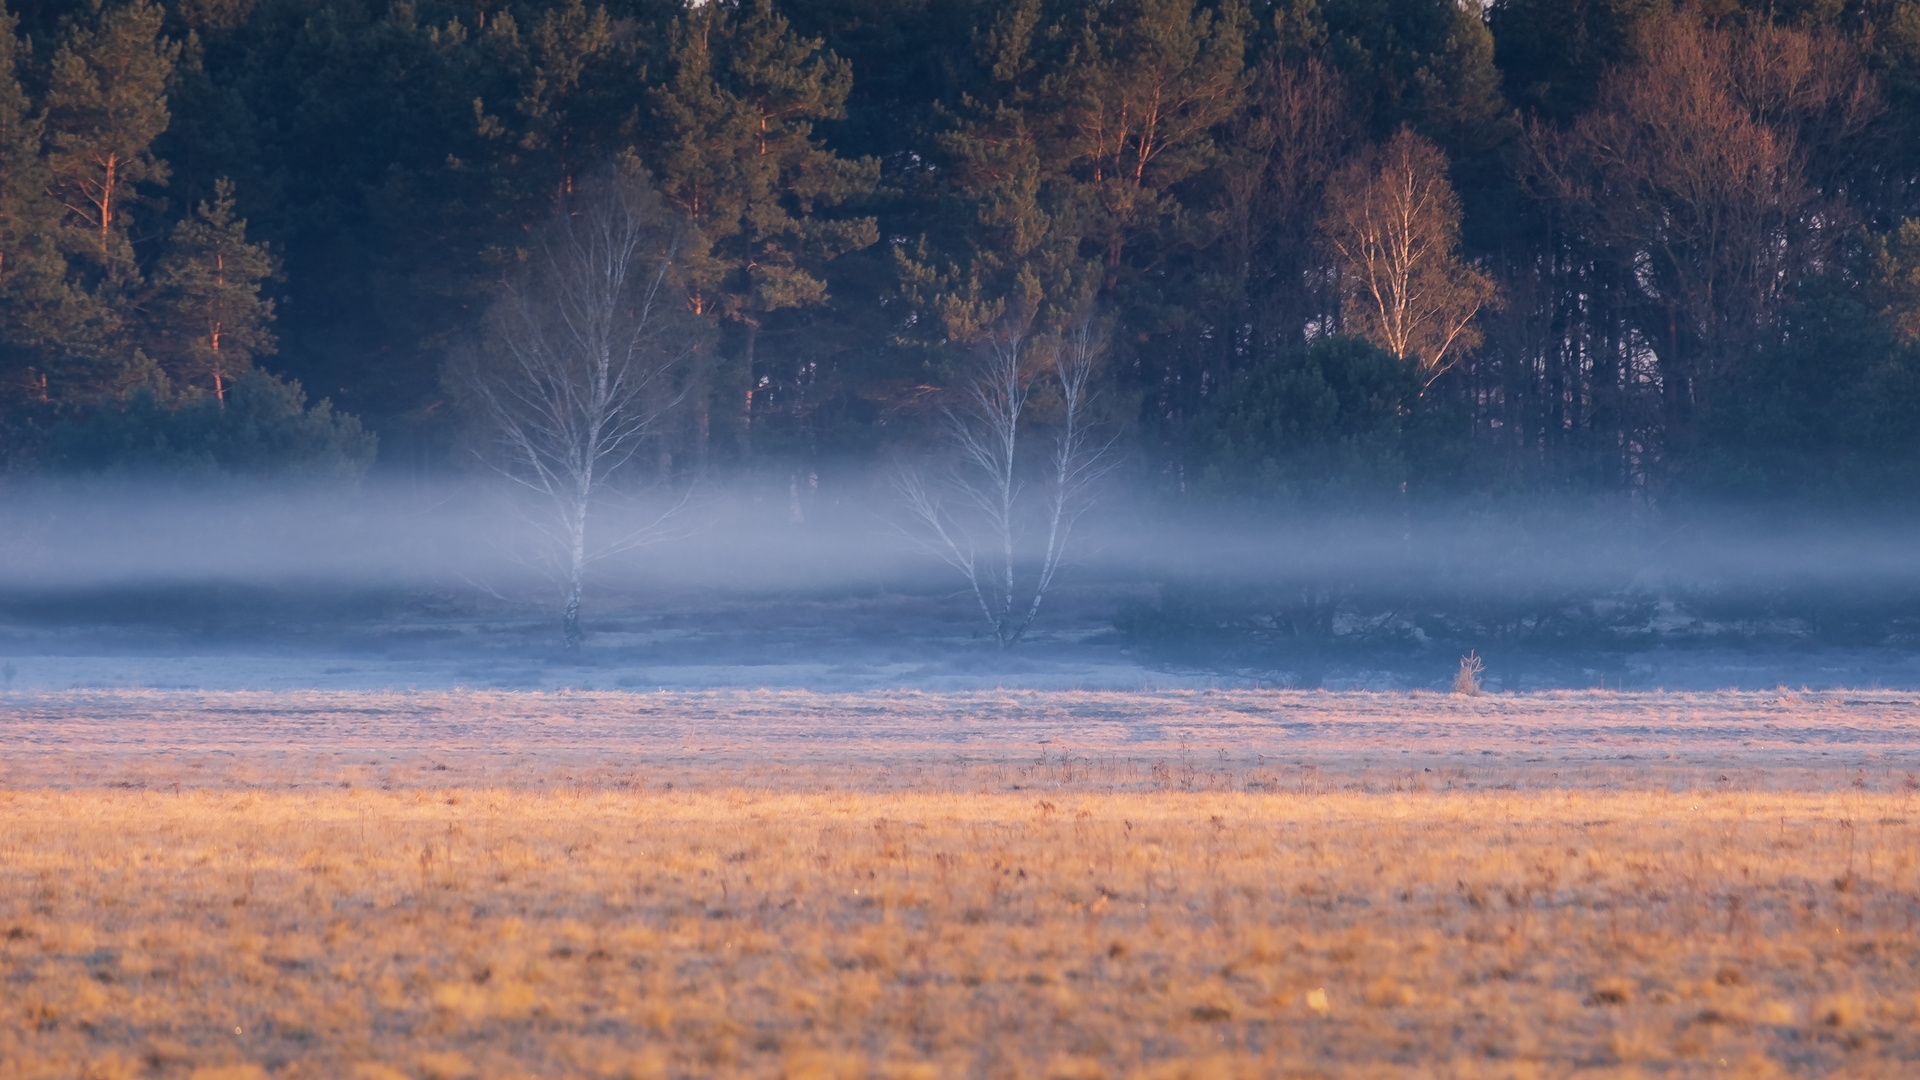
xmin=3 ymin=689 xmax=1919 ymax=1077
xmin=6 ymin=788 xmax=1919 ymax=1076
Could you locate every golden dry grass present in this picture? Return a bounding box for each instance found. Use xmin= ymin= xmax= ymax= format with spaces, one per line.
xmin=3 ymin=689 xmax=1919 ymax=1078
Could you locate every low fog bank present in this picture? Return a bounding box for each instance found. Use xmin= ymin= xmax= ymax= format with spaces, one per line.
xmin=0 ymin=477 xmax=1911 ymax=592
xmin=2 ymin=478 xmax=1920 ymax=692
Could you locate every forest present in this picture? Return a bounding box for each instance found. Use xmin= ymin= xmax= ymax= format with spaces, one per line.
xmin=1 ymin=0 xmax=1920 ymax=505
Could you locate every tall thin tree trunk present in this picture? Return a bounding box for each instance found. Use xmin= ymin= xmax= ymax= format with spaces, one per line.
xmin=212 ymin=255 xmax=227 ymax=403
xmin=695 ymin=376 xmax=711 ymax=473
xmin=564 ymin=492 xmax=588 ymax=649
xmin=741 ymin=321 xmax=758 ymax=458
xmin=1002 ymin=457 xmax=1017 ymax=642
xmin=562 ymin=584 xmax=583 ymax=649
xmin=99 ymin=153 xmax=117 ymax=260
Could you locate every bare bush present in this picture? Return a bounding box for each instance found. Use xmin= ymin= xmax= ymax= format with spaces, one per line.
xmin=1453 ymin=650 xmax=1485 ymax=695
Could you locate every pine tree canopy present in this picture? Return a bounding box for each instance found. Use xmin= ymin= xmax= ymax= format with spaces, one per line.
xmin=0 ymin=0 xmax=1917 ymax=497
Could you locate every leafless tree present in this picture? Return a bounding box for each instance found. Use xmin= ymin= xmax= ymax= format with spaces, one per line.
xmin=458 ymin=167 xmax=699 ymax=648
xmin=1528 ymin=17 xmax=1877 ymax=442
xmin=897 ymin=319 xmax=1114 ymax=648
xmin=1320 ymin=127 xmax=1497 ymax=388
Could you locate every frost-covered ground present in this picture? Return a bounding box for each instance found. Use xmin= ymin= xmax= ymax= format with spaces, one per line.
xmin=5 ymin=579 xmax=1920 ymax=693
xmin=0 ymin=584 xmax=1185 ymax=694
xmin=6 ymin=685 xmax=1917 ymax=794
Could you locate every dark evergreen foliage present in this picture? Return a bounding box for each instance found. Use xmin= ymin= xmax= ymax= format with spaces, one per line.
xmin=0 ymin=0 xmax=1916 ymax=501
xmin=1191 ymin=334 xmax=1421 ymax=500
xmin=46 ymin=368 xmax=376 ymax=479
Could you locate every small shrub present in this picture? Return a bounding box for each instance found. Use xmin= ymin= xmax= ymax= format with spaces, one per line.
xmin=1453 ymin=651 xmax=1484 ymax=695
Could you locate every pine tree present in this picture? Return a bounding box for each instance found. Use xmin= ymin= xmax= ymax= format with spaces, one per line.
xmin=469 ymin=0 xmax=635 ymax=201
xmin=148 ymin=178 xmax=277 ymax=401
xmin=921 ymin=0 xmax=1248 ymax=338
xmin=918 ymin=0 xmax=1080 ymax=340
xmin=1530 ymin=17 xmax=1876 ymax=445
xmin=0 ymin=4 xmax=45 ymax=272
xmin=1050 ymin=0 xmax=1249 ymax=285
xmin=218 ymin=0 xmax=530 ymax=421
xmin=1202 ymin=52 xmax=1355 ymax=372
xmin=1319 ymin=0 xmax=1509 ymax=147
xmin=649 ymin=0 xmax=879 ymax=451
xmin=0 ymin=1 xmax=114 ymax=404
xmin=1487 ymin=0 xmax=1668 ymax=124
xmin=41 ymin=0 xmax=178 ymax=282
xmin=1873 ymin=219 xmax=1920 ymax=343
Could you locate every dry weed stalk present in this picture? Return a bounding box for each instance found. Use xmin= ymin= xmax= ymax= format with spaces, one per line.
xmin=1453 ymin=650 xmax=1484 ymax=695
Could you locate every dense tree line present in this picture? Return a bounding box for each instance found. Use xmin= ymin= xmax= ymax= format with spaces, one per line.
xmin=2 ymin=0 xmax=1920 ymax=500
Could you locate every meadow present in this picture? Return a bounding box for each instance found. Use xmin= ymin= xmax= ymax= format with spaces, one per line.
xmin=2 ymin=689 xmax=1918 ymax=1078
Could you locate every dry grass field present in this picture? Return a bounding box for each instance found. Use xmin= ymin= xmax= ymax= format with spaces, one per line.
xmin=3 ymin=688 xmax=1919 ymax=1078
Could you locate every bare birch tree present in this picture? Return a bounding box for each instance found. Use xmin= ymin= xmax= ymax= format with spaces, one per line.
xmin=459 ymin=167 xmax=699 ymax=648
xmin=898 ymin=320 xmax=1113 ymax=648
xmin=1320 ymin=128 xmax=1496 ymax=388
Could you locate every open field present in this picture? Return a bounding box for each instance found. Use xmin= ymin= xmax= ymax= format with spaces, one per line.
xmin=4 ymin=689 xmax=1920 ymax=1078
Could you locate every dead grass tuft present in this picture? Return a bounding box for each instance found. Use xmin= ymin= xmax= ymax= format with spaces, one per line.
xmin=1453 ymin=651 xmax=1485 ymax=695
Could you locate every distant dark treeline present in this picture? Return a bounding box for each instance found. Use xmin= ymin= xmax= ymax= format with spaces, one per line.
xmin=2 ymin=0 xmax=1920 ymax=499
